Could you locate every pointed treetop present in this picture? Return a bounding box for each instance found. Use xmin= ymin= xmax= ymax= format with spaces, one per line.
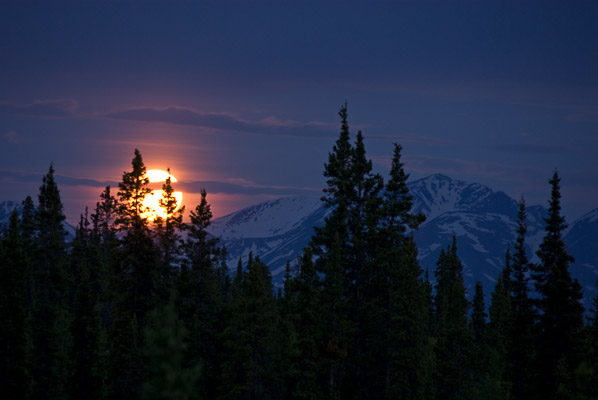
xmin=37 ymin=163 xmax=66 ymax=229
xmin=545 ymin=169 xmax=567 ymax=236
xmin=322 ymin=103 xmax=355 ymax=207
xmin=384 ymin=143 xmax=425 ymax=230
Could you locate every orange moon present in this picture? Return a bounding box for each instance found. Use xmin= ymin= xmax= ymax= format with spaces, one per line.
xmin=141 ymin=169 xmax=183 ymax=221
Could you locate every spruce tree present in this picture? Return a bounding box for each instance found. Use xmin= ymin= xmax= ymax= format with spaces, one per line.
xmin=466 ymin=282 xmax=506 ymax=399
xmin=117 ymin=149 xmax=152 ymax=232
xmin=318 ymin=233 xmax=348 ymax=400
xmin=30 ymin=164 xmax=72 ymax=400
xmin=141 ymin=302 xmax=200 ymax=400
xmin=370 ymin=143 xmax=428 ymax=399
xmin=114 ymin=149 xmax=160 ymax=322
xmin=92 ymin=186 xmax=118 ymax=248
xmin=470 ymin=282 xmax=487 ymax=346
xmin=433 ymin=237 xmax=471 ymax=399
xmin=278 ymin=248 xmax=325 ymax=400
xmin=531 ymin=171 xmax=585 ymax=399
xmin=310 ymin=104 xmax=354 ymax=399
xmin=387 ymin=236 xmax=431 ymax=400
xmin=69 ymin=211 xmax=108 ymax=400
xmin=508 ymin=198 xmax=535 ymax=400
xmin=311 ymin=103 xmax=384 ymax=398
xmin=110 ymin=150 xmax=159 ymax=399
xmin=487 ymin=266 xmax=513 ymax=396
xmin=220 ymin=256 xmax=281 ymax=400
xmin=0 ymin=210 xmax=32 ymax=399
xmin=179 ymin=189 xmax=223 ymax=399
xmin=574 ymin=283 xmax=598 ymax=399
xmin=20 ymin=195 xmax=36 ymax=250
xmin=154 ymin=168 xmax=185 ymax=299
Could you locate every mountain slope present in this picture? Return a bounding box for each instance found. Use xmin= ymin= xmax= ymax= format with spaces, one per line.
xmin=409 ymin=174 xmax=547 ymax=291
xmin=0 ymin=200 xmax=76 ymax=239
xmin=564 ymin=209 xmax=598 ymax=297
xmin=208 ymin=196 xmax=331 ymax=277
xmin=208 ymin=174 xmax=598 ymax=306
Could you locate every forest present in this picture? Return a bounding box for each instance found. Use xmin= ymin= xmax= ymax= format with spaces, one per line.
xmin=1 ymin=105 xmax=597 ymax=400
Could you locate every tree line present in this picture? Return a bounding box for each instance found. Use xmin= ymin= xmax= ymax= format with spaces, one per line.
xmin=1 ymin=105 xmax=597 ymax=400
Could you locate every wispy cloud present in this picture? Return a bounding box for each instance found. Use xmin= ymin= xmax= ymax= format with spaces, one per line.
xmin=101 ymin=106 xmax=336 ymax=138
xmin=0 ymin=170 xmax=319 ymax=198
xmin=2 ymin=130 xmax=22 ymax=144
xmin=494 ymin=143 xmax=569 ymax=154
xmin=0 ymin=99 xmax=78 ymax=117
xmin=402 ymin=154 xmax=547 ymax=184
xmin=178 ymin=180 xmax=320 ymax=196
xmin=366 ymin=132 xmax=451 ymax=146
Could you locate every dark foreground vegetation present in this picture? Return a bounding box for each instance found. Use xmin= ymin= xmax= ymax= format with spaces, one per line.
xmin=1 ymin=105 xmax=597 ymax=400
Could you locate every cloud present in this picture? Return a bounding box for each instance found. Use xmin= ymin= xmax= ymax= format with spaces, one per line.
xmin=494 ymin=143 xmax=569 ymax=154
xmin=0 ymin=99 xmax=78 ymax=117
xmin=102 ymin=106 xmax=336 ymax=138
xmin=402 ymin=154 xmax=547 ymax=184
xmin=0 ymin=170 xmax=115 ymax=188
xmin=367 ymin=132 xmax=451 ymax=146
xmin=0 ymin=169 xmax=319 ymax=198
xmin=2 ymin=130 xmax=22 ymax=144
xmin=179 ymin=180 xmax=320 ymax=197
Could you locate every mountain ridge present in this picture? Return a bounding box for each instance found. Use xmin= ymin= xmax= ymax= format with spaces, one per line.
xmin=207 ymin=174 xmax=598 ymax=306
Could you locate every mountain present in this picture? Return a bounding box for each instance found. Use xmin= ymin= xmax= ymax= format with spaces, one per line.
xmin=0 ymin=200 xmax=76 ymax=240
xmin=408 ymin=174 xmax=546 ymax=291
xmin=0 ymin=200 xmax=22 ymax=227
xmin=208 ymin=196 xmax=331 ymax=277
xmin=209 ymin=174 xmax=598 ymax=306
xmin=565 ymin=209 xmax=598 ymax=296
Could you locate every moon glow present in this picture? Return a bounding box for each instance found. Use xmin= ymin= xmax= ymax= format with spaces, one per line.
xmin=141 ymin=169 xmax=183 ymax=221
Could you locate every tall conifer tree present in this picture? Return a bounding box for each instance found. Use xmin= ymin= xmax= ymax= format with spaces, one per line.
xmin=531 ymin=171 xmax=584 ymax=398
xmin=70 ymin=211 xmax=108 ymax=400
xmin=279 ymin=248 xmax=325 ymax=400
xmin=110 ymin=150 xmax=159 ymax=399
xmin=0 ymin=210 xmax=32 ymax=399
xmin=433 ymin=237 xmax=471 ymax=399
xmin=220 ymin=256 xmax=281 ymax=399
xmin=31 ymin=164 xmax=72 ymax=400
xmin=179 ymin=189 xmax=224 ymax=398
xmin=508 ymin=198 xmax=536 ymax=399
xmin=368 ymin=143 xmax=428 ymax=399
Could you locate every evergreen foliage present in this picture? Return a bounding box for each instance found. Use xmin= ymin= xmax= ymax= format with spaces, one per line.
xmin=1 ymin=109 xmax=595 ymax=400
xmin=531 ymin=171 xmax=585 ymax=399
xmin=0 ymin=211 xmax=32 ymax=399
xmin=30 ymin=164 xmax=72 ymax=400
xmin=220 ymin=255 xmax=281 ymax=400
xmin=433 ymin=237 xmax=471 ymax=399
xmin=507 ymin=198 xmax=536 ymax=399
xmin=141 ymin=302 xmax=200 ymax=400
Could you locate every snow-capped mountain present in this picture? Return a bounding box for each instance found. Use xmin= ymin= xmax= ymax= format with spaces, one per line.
xmin=209 ymin=174 xmax=598 ymax=306
xmin=408 ymin=174 xmax=547 ymax=292
xmin=0 ymin=200 xmax=22 ymax=227
xmin=564 ymin=209 xmax=598 ymax=296
xmin=0 ymin=200 xmax=76 ymax=240
xmin=208 ymin=196 xmax=331 ymax=278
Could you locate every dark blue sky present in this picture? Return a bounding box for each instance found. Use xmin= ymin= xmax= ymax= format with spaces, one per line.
xmin=1 ymin=1 xmax=597 ymax=223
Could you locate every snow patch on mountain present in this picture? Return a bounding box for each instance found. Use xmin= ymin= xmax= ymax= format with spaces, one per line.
xmin=0 ymin=200 xmax=76 ymax=240
xmin=209 ymin=196 xmax=323 ymax=239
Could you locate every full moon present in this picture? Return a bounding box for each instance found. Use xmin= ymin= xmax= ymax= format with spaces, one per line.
xmin=141 ymin=169 xmax=183 ymax=221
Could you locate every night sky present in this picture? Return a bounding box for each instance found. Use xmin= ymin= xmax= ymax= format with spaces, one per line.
xmin=1 ymin=1 xmax=597 ymax=224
